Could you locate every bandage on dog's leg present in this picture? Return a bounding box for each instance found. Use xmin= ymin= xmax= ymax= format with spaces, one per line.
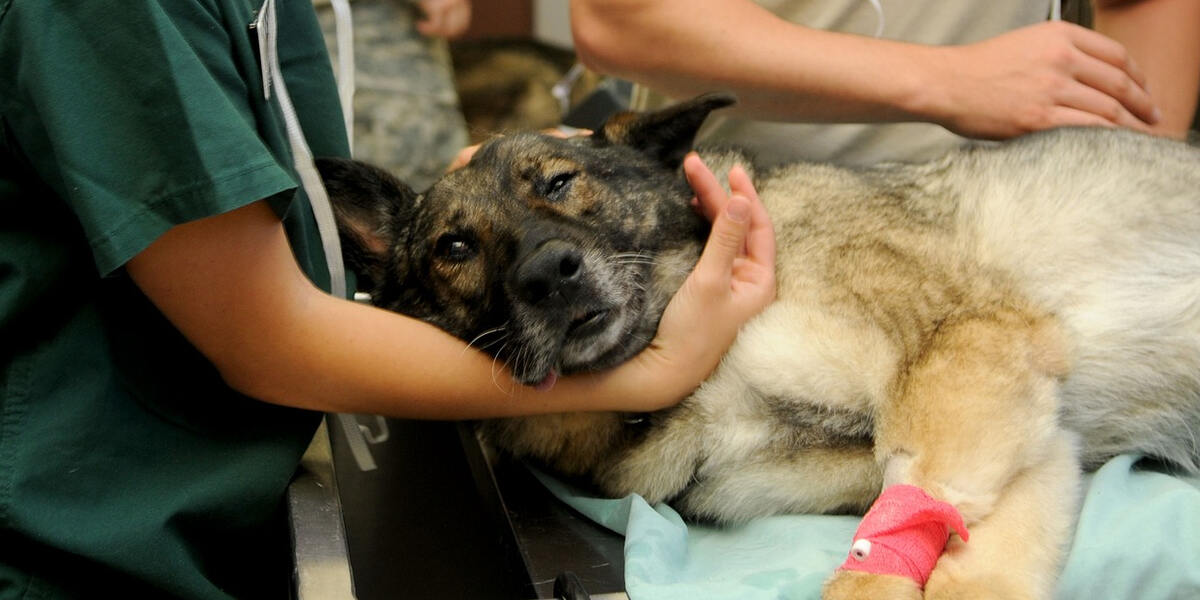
xmin=836 ymin=484 xmax=969 ymax=587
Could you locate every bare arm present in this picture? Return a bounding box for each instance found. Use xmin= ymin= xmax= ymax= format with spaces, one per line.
xmin=415 ymin=0 xmax=472 ymax=39
xmin=125 ymin=161 xmax=773 ymax=420
xmin=570 ymin=0 xmax=1160 ymax=138
xmin=1093 ymin=0 xmax=1200 ymax=138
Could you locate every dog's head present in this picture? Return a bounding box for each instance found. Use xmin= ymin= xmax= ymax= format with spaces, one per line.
xmin=319 ymin=93 xmax=736 ymax=387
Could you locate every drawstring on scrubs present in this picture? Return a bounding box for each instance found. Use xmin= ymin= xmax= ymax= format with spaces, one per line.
xmin=329 ymin=0 xmax=356 ymax=152
xmin=255 ymin=0 xmax=379 ymax=471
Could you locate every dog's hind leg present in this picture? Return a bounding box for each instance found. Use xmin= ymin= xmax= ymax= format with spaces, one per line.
xmin=922 ymin=433 xmax=1079 ymax=600
xmin=823 ymin=309 xmax=1079 ymax=600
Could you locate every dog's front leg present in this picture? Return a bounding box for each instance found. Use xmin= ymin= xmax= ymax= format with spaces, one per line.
xmin=823 ymin=311 xmax=1080 ymax=600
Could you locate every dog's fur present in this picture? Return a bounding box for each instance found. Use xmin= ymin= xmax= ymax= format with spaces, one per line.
xmin=318 ymin=94 xmax=1200 ymax=599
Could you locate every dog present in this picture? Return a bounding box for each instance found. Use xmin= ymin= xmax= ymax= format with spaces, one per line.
xmin=317 ymin=93 xmax=1200 ymax=599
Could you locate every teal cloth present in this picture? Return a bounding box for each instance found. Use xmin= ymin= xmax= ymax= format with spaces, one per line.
xmin=535 ymin=454 xmax=1200 ymax=599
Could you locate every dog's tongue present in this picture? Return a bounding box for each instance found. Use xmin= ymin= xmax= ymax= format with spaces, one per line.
xmin=533 ymin=369 xmax=559 ymax=392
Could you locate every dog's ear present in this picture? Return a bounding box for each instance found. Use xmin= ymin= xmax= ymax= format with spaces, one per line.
xmin=315 ymin=157 xmax=417 ymax=294
xmin=595 ymin=92 xmax=736 ymax=168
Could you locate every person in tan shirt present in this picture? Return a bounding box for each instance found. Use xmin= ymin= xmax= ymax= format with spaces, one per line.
xmin=571 ymin=0 xmax=1199 ymax=166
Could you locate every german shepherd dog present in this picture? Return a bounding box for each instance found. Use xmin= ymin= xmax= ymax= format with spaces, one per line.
xmin=318 ymin=94 xmax=1200 ymax=599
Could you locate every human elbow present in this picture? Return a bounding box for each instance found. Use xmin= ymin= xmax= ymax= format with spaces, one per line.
xmin=570 ymin=17 xmax=618 ymax=74
xmin=207 ymin=337 xmax=315 ymax=411
xmin=213 ymin=353 xmax=280 ymax=406
xmin=570 ymin=3 xmax=647 ymax=76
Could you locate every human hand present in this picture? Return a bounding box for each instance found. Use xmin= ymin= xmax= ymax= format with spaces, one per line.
xmin=679 ymin=153 xmax=776 ymax=336
xmin=415 ymin=0 xmax=471 ymax=39
xmin=630 ymin=154 xmax=776 ymax=408
xmin=925 ymin=21 xmax=1160 ymax=139
xmin=446 ymin=142 xmax=479 ymax=171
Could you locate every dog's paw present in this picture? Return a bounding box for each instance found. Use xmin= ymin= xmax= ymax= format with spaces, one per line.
xmin=821 ymin=570 xmax=921 ymax=600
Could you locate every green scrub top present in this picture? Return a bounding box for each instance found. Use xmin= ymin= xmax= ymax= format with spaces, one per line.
xmin=0 ymin=0 xmax=350 ymax=598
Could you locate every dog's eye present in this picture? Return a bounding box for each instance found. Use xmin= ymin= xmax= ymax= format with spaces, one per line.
xmin=434 ymin=233 xmax=477 ymax=262
xmin=542 ymin=172 xmax=576 ymax=200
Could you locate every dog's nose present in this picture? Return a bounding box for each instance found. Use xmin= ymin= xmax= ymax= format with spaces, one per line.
xmin=514 ymin=239 xmax=583 ymax=305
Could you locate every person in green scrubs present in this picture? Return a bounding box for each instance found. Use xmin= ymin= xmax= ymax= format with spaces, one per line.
xmin=0 ymin=1 xmax=776 ymax=598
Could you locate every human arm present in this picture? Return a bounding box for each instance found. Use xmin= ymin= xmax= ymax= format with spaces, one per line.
xmin=414 ymin=0 xmax=472 ymax=39
xmin=1092 ymin=0 xmax=1200 ymax=138
xmin=570 ymin=0 xmax=1160 ymax=139
xmin=125 ymin=159 xmax=773 ymax=420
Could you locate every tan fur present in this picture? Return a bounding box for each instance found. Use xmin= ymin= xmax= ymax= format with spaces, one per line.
xmin=484 ymin=412 xmax=629 ymax=476
xmin=823 ymin=570 xmax=923 ymax=600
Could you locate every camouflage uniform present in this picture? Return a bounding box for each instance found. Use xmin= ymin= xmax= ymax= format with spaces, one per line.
xmin=315 ymin=0 xmax=468 ymax=191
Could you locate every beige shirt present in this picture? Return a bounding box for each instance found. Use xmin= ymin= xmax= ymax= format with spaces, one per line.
xmin=631 ymin=0 xmax=1056 ymax=166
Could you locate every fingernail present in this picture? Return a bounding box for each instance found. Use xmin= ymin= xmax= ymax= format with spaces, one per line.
xmin=727 ymin=197 xmax=750 ymax=222
xmin=1152 ymin=107 xmax=1162 ymax=123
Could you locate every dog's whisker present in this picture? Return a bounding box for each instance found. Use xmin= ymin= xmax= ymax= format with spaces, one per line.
xmin=608 ymin=251 xmax=658 ymax=264
xmin=476 ymin=336 xmax=510 ymax=352
xmin=466 ymin=324 xmax=509 ymax=349
xmin=463 ymin=330 xmax=510 ymax=358
xmin=611 ymin=257 xmax=659 ymax=267
xmin=610 ymin=251 xmax=653 ymax=259
xmin=509 ymin=345 xmax=527 ymax=387
xmin=472 ymin=329 xmax=511 ymax=353
xmin=489 ymin=342 xmax=512 ymax=395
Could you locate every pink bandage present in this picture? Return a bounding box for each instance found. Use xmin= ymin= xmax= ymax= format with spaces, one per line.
xmin=837 ymin=484 xmax=969 ymax=588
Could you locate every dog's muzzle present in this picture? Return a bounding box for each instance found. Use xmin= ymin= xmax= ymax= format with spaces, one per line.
xmin=513 ymin=239 xmax=584 ymax=307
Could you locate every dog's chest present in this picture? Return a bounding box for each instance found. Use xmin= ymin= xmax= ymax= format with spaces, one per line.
xmin=685 ymin=299 xmax=892 ymax=467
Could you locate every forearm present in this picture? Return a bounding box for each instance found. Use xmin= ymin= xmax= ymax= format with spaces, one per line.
xmin=127 ymin=201 xmax=691 ymax=420
xmin=1092 ymin=0 xmax=1200 ymax=137
xmin=570 ymin=0 xmax=937 ymax=123
xmin=239 ymin=288 xmax=689 ymax=418
xmin=572 ymin=1 xmax=1160 ymax=139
